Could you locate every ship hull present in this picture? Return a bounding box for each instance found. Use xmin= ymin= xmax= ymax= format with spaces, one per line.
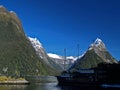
xmin=56 ymin=76 xmax=102 ymax=87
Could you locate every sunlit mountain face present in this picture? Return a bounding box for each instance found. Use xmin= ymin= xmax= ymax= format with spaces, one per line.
xmin=0 ymin=6 xmax=58 ymax=77
xmin=28 ymin=37 xmax=77 ymax=70
xmin=69 ymin=38 xmax=118 ymax=70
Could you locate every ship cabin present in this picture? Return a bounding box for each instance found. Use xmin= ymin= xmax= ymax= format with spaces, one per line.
xmin=77 ymin=69 xmax=94 ymax=74
xmin=71 ymin=69 xmax=95 ymax=80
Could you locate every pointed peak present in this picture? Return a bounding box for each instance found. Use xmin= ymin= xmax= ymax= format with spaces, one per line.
xmin=95 ymin=38 xmax=102 ymax=42
xmin=28 ymin=37 xmax=43 ymax=48
xmin=94 ymin=38 xmax=103 ymax=46
xmin=89 ymin=38 xmax=106 ymax=51
xmin=0 ymin=5 xmax=8 ymax=12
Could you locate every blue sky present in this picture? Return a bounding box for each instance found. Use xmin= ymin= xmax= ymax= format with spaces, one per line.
xmin=1 ymin=0 xmax=120 ymax=60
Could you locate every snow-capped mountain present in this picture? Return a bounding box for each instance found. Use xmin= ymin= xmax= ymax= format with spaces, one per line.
xmin=29 ymin=36 xmax=118 ymax=71
xmin=89 ymin=38 xmax=106 ymax=51
xmin=48 ymin=53 xmax=77 ymax=69
xmin=0 ymin=5 xmax=58 ymax=76
xmin=28 ymin=37 xmax=59 ymax=68
xmin=89 ymin=38 xmax=118 ymax=63
xmin=28 ymin=37 xmax=46 ymax=59
xmin=28 ymin=37 xmax=66 ymax=70
xmin=48 ymin=53 xmax=76 ymax=64
xmin=69 ymin=38 xmax=118 ymax=70
xmin=28 ymin=37 xmax=77 ymax=65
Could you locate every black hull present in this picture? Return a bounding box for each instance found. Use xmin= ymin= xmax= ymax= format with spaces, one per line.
xmin=56 ymin=76 xmax=102 ymax=87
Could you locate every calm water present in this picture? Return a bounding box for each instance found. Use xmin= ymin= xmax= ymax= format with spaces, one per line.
xmin=0 ymin=83 xmax=120 ymax=90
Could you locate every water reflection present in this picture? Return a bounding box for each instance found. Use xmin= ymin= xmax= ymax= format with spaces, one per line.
xmin=0 ymin=83 xmax=120 ymax=90
xmin=58 ymin=86 xmax=102 ymax=90
xmin=0 ymin=85 xmax=27 ymax=90
xmin=25 ymin=83 xmax=60 ymax=90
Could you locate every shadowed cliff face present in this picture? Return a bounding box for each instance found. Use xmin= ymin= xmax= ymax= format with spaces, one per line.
xmin=0 ymin=6 xmax=58 ymax=77
xmin=69 ymin=38 xmax=118 ymax=70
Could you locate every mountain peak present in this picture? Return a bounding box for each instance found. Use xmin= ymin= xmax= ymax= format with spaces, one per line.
xmin=0 ymin=6 xmax=57 ymax=76
xmin=69 ymin=38 xmax=117 ymax=70
xmin=94 ymin=38 xmax=103 ymax=45
xmin=28 ymin=37 xmax=42 ymax=48
xmin=0 ymin=5 xmax=8 ymax=12
xmin=89 ymin=38 xmax=106 ymax=51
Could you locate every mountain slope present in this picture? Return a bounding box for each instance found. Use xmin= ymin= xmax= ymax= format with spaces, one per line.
xmin=28 ymin=37 xmax=77 ymax=70
xmin=0 ymin=6 xmax=57 ymax=77
xmin=28 ymin=37 xmax=63 ymax=71
xmin=69 ymin=38 xmax=118 ymax=70
xmin=89 ymin=38 xmax=117 ymax=63
xmin=48 ymin=53 xmax=77 ymax=69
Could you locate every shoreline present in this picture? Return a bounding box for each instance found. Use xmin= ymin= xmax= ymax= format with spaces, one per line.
xmin=0 ymin=80 xmax=29 ymax=85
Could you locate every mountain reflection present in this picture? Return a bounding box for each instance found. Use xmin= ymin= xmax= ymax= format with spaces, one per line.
xmin=0 ymin=83 xmax=119 ymax=90
xmin=0 ymin=85 xmax=27 ymax=90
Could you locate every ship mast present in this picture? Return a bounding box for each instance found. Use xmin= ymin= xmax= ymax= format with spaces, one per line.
xmin=64 ymin=49 xmax=66 ymax=71
xmin=77 ymin=44 xmax=80 ymax=59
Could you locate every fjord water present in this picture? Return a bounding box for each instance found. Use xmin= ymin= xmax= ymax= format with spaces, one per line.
xmin=0 ymin=83 xmax=120 ymax=90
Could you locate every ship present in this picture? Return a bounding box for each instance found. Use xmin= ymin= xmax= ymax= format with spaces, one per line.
xmin=56 ymin=68 xmax=107 ymax=86
xmin=56 ymin=63 xmax=120 ymax=86
xmin=56 ymin=48 xmax=104 ymax=86
xmin=56 ymin=48 xmax=105 ymax=86
xmin=56 ymin=46 xmax=120 ymax=86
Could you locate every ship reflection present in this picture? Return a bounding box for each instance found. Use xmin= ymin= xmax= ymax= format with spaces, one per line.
xmin=57 ymin=84 xmax=120 ymax=90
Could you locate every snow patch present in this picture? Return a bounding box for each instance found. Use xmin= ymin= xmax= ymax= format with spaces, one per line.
xmin=10 ymin=11 xmax=17 ymax=15
xmin=48 ymin=53 xmax=63 ymax=59
xmin=28 ymin=37 xmax=43 ymax=48
xmin=67 ymin=56 xmax=75 ymax=60
xmin=94 ymin=38 xmax=103 ymax=46
xmin=89 ymin=38 xmax=106 ymax=50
